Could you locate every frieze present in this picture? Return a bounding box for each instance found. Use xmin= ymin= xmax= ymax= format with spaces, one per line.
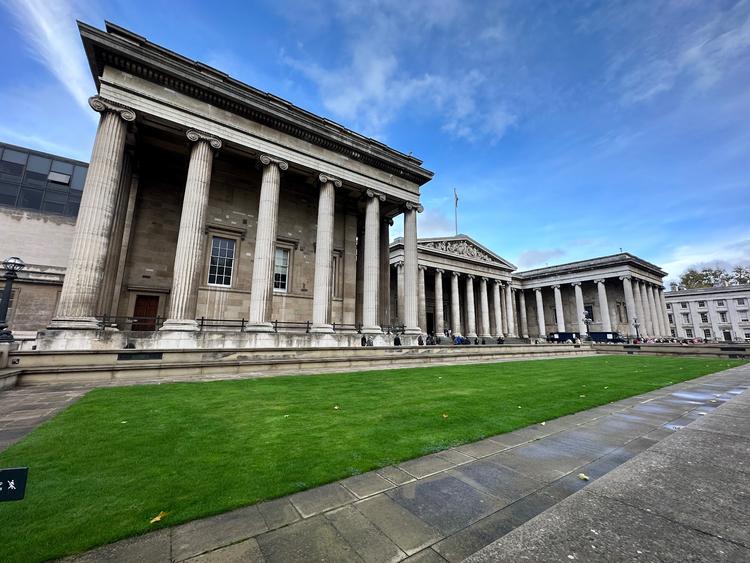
xmin=419 ymin=240 xmax=496 ymax=263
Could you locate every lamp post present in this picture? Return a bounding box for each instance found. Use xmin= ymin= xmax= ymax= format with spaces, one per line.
xmin=582 ymin=314 xmax=592 ymax=341
xmin=633 ymin=316 xmax=641 ymax=342
xmin=0 ymin=256 xmax=25 ymax=342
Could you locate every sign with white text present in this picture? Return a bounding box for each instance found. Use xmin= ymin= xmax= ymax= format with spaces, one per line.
xmin=0 ymin=467 xmax=28 ymax=501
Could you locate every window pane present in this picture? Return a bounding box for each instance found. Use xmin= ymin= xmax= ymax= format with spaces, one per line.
xmin=48 ymin=171 xmax=71 ymax=185
xmin=27 ymin=155 xmax=51 ymax=173
xmin=273 ymin=248 xmax=289 ymax=291
xmin=0 ymin=160 xmax=24 ymax=182
xmin=18 ymin=188 xmax=43 ymax=210
xmin=1 ymin=149 xmax=27 ymax=165
xmin=71 ymin=166 xmax=87 ymax=190
xmin=207 ymin=237 xmax=235 ymax=286
xmin=0 ymin=182 xmax=19 ymax=206
xmin=65 ymin=201 xmax=80 ymax=216
xmin=51 ymin=160 xmax=74 ymax=174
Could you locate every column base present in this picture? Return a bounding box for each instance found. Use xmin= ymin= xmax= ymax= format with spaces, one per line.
xmin=310 ymin=324 xmax=334 ymax=334
xmin=244 ymin=322 xmax=275 ymax=333
xmin=466 ymin=332 xmax=478 ymax=338
xmin=361 ymin=325 xmax=383 ymax=334
xmin=403 ymin=326 xmax=422 ymax=335
xmin=47 ymin=317 xmax=100 ymax=330
xmin=160 ymin=319 xmax=199 ymax=332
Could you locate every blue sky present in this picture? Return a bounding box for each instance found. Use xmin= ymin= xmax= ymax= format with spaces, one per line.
xmin=1 ymin=0 xmax=749 ymax=281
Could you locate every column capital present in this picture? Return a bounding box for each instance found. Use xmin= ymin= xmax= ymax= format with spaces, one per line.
xmin=619 ymin=275 xmax=632 ymax=281
xmin=186 ymin=129 xmax=222 ymax=150
xmin=570 ymin=282 xmax=581 ymax=287
xmin=395 ymin=260 xmax=404 ymax=268
xmin=365 ymin=188 xmax=386 ymax=202
xmin=551 ymin=284 xmax=561 ymax=290
xmin=594 ymin=278 xmax=606 ymax=285
xmin=435 ymin=268 xmax=445 ymax=274
xmin=466 ymin=274 xmax=475 ymax=280
xmin=381 ymin=217 xmax=394 ymax=226
xmin=318 ymin=173 xmax=342 ymax=188
xmin=89 ymin=95 xmax=136 ymax=122
xmin=452 ymin=271 xmax=460 ymax=278
xmin=534 ymin=287 xmax=543 ymax=293
xmin=404 ymin=201 xmax=424 ymax=212
xmin=494 ymin=279 xmax=504 ymax=287
xmin=481 ymin=276 xmax=489 ymax=283
xmin=259 ymin=154 xmax=289 ymax=170
xmin=418 ymin=264 xmax=427 ymax=271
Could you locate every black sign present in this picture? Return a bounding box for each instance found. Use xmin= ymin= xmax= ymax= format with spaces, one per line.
xmin=0 ymin=467 xmax=28 ymax=501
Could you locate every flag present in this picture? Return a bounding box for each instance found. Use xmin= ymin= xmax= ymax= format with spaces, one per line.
xmin=454 ymin=187 xmax=458 ymax=207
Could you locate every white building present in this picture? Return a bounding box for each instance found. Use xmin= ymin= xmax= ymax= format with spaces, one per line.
xmin=665 ymin=285 xmax=750 ymax=342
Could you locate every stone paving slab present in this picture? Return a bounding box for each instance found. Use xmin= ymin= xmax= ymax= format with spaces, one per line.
xmin=51 ymin=363 xmax=750 ymax=562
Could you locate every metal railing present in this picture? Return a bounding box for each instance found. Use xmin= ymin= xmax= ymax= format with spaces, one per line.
xmin=96 ymin=315 xmax=164 ymax=332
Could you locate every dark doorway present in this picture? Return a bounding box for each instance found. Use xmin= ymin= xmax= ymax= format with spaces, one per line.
xmin=132 ymin=295 xmax=159 ymax=331
xmin=426 ymin=312 xmax=434 ymax=335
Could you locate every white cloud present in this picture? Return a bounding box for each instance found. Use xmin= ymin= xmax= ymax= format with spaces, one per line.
xmin=2 ymin=0 xmax=99 ymax=117
xmin=516 ymin=248 xmax=567 ymax=269
xmin=659 ymin=234 xmax=750 ymax=283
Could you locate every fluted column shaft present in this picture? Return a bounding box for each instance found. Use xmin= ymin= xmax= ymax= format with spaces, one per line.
xmin=396 ymin=262 xmax=404 ymax=324
xmin=403 ymin=204 xmax=420 ymax=334
xmin=534 ymin=288 xmax=546 ymax=337
xmin=492 ymin=281 xmax=504 ymax=337
xmin=451 ymin=272 xmax=462 ymax=335
xmin=434 ymin=270 xmax=444 ymax=335
xmin=596 ymin=279 xmax=612 ymax=332
xmin=518 ymin=289 xmax=529 ymax=338
xmin=573 ymin=283 xmax=586 ymax=335
xmin=362 ymin=191 xmax=383 ymax=332
xmin=51 ymin=97 xmax=135 ymax=329
xmin=311 ymin=174 xmax=340 ymax=333
xmin=247 ymin=155 xmax=287 ymax=331
xmin=418 ymin=266 xmax=427 ymax=333
xmin=621 ymin=276 xmax=637 ymax=337
xmin=634 ymin=280 xmax=647 ymax=336
xmin=638 ymin=281 xmax=653 ymax=336
xmin=647 ymin=285 xmax=661 ymax=336
xmin=465 ymin=275 xmax=477 ymax=337
xmin=659 ymin=289 xmax=670 ymax=335
xmin=505 ymin=283 xmax=516 ymax=337
xmin=379 ymin=219 xmax=391 ymax=327
xmin=478 ymin=278 xmax=491 ymax=337
xmin=553 ymin=285 xmax=565 ymax=332
xmin=162 ymin=131 xmax=221 ymax=331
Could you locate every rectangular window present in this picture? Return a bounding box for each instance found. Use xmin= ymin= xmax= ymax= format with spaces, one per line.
xmin=670 ymin=328 xmax=676 ymax=337
xmin=741 ymin=312 xmax=749 ymax=322
xmin=668 ymin=313 xmax=674 ymax=324
xmin=273 ymin=247 xmax=290 ymax=292
xmin=666 ymin=303 xmax=671 ymax=310
xmin=686 ymin=328 xmax=694 ymax=338
xmin=680 ymin=302 xmax=687 ymax=309
xmin=745 ymin=331 xmax=750 ymax=340
xmin=0 ymin=149 xmax=27 ymax=182
xmin=703 ymin=328 xmax=711 ymax=339
xmin=720 ymin=312 xmax=728 ymax=323
xmin=207 ymin=237 xmax=235 ymax=286
xmin=737 ymin=298 xmax=747 ymax=306
xmin=716 ymin=300 xmax=725 ymax=307
xmin=18 ymin=188 xmax=43 ymax=210
xmin=700 ymin=313 xmax=709 ymax=323
xmin=23 ymin=154 xmax=51 ymax=188
xmin=0 ymin=182 xmax=19 ymax=206
xmin=583 ymin=304 xmax=594 ymax=321
xmin=698 ymin=301 xmax=706 ymax=308
xmin=332 ymin=252 xmax=343 ymax=298
xmin=682 ymin=313 xmax=691 ymax=324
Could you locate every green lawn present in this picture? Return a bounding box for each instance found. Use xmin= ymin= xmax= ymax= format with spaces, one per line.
xmin=0 ymin=355 xmax=744 ymax=561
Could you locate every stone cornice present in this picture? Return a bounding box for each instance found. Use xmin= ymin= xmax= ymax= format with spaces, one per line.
xmin=79 ymin=21 xmax=434 ymax=186
xmin=89 ymin=95 xmax=136 ymax=121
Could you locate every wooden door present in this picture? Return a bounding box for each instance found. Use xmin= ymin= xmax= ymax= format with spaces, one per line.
xmin=132 ymin=295 xmax=159 ymax=331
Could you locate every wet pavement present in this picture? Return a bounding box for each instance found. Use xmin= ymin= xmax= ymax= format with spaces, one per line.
xmin=60 ymin=362 xmax=749 ymax=562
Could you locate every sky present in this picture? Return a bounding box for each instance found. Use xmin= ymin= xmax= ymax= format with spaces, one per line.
xmin=1 ymin=0 xmax=749 ymax=283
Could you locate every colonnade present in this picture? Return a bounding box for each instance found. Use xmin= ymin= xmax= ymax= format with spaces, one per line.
xmin=49 ymin=96 xmax=424 ymax=334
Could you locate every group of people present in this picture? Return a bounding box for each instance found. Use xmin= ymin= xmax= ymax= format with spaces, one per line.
xmin=360 ymin=331 xmax=506 ymax=347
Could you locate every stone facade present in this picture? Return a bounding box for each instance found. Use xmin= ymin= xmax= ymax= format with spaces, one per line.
xmin=665 ymin=285 xmax=750 ymax=342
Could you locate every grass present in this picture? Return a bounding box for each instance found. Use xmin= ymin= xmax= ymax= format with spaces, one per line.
xmin=0 ymin=355 xmax=744 ymax=561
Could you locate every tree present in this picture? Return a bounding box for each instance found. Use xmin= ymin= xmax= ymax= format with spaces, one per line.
xmin=676 ymin=264 xmax=750 ymax=289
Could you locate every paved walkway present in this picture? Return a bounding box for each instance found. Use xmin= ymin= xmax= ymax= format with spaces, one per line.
xmin=0 ymin=384 xmax=89 ymax=452
xmin=62 ymin=363 xmax=749 ymax=562
xmin=467 ymin=367 xmax=750 ymax=562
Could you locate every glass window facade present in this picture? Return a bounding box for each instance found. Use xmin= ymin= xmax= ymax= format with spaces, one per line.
xmin=0 ymin=142 xmax=87 ymax=217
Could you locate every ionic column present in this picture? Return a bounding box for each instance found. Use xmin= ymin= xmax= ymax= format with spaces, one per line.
xmin=479 ymin=277 xmax=491 ymax=337
xmin=620 ymin=276 xmax=637 ymax=337
xmin=246 ymin=154 xmax=288 ymax=331
xmin=434 ymin=269 xmax=445 ymax=335
xmin=638 ymin=281 xmax=653 ymax=336
xmin=572 ymin=282 xmax=586 ymax=336
xmin=465 ymin=275 xmax=477 ymax=337
xmin=418 ymin=265 xmax=427 ymax=333
xmin=518 ymin=289 xmax=529 ymax=338
xmin=633 ymin=279 xmax=647 ymax=336
xmin=534 ymin=288 xmax=546 ymax=337
xmin=505 ymin=283 xmax=517 ymax=337
xmin=552 ymin=284 xmax=565 ymax=332
xmin=647 ymin=284 xmax=661 ymax=336
xmin=379 ymin=218 xmax=392 ymax=327
xmin=162 ymin=130 xmax=222 ymax=331
xmin=492 ymin=280 xmax=504 ymax=337
xmin=396 ymin=261 xmax=404 ymax=324
xmin=595 ymin=279 xmax=612 ymax=332
xmin=658 ymin=288 xmax=670 ymax=335
xmin=310 ymin=174 xmax=342 ymax=333
xmin=50 ymin=96 xmax=136 ymax=329
xmin=451 ymin=272 xmax=462 ymax=335
xmin=362 ymin=190 xmax=386 ymax=333
xmin=403 ymin=202 xmax=422 ymax=335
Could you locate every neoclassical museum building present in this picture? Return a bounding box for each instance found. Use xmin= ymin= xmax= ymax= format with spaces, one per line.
xmin=2 ymin=22 xmax=671 ymax=350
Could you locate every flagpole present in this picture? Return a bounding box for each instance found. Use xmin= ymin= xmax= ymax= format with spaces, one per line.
xmin=454 ymin=188 xmax=458 ymax=236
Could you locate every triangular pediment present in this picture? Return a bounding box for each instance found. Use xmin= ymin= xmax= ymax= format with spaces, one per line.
xmin=417 ymin=235 xmax=517 ymax=270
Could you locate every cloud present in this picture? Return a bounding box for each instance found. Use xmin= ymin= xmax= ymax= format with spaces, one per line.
xmin=659 ymin=234 xmax=750 ymax=283
xmin=418 ymin=209 xmax=456 ymax=238
xmin=516 ymin=248 xmax=567 ymax=269
xmin=2 ymin=0 xmax=99 ymax=117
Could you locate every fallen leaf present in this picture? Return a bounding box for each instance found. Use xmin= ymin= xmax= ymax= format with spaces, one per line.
xmin=333 ymin=405 xmax=340 ymax=410
xmin=579 ymin=394 xmax=586 ymax=398
xmin=578 ymin=473 xmax=590 ymax=481
xmin=150 ymin=511 xmax=168 ymax=524
xmin=442 ymin=413 xmax=449 ymax=419
xmin=540 ymin=422 xmax=546 ymax=426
